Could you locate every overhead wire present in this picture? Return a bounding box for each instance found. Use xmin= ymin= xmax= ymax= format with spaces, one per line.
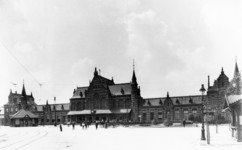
xmin=0 ymin=41 xmax=42 ymax=86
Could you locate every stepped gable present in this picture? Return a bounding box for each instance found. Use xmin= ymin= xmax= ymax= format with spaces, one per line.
xmin=71 ymin=87 xmax=88 ymax=99
xmin=108 ymin=83 xmax=131 ymax=96
xmin=143 ymin=95 xmax=204 ymax=107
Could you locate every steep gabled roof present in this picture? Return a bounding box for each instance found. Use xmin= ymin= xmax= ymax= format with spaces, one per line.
xmin=108 ymin=83 xmax=131 ymax=96
xmin=11 ymin=109 xmax=38 ymax=119
xmin=71 ymin=87 xmax=88 ymax=99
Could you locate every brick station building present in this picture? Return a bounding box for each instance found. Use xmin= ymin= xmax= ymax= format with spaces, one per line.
xmin=4 ymin=66 xmax=232 ymax=126
xmin=68 ymin=67 xmax=232 ymax=123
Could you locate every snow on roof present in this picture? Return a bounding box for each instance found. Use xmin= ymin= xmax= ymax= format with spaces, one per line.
xmin=226 ymin=95 xmax=242 ymax=105
xmin=71 ymin=87 xmax=88 ymax=99
xmin=143 ymin=95 xmax=204 ymax=107
xmin=11 ymin=109 xmax=38 ymax=119
xmin=108 ymin=83 xmax=131 ymax=96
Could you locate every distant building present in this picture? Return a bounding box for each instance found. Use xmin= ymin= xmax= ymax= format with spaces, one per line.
xmin=207 ymin=68 xmax=230 ymax=121
xmin=0 ymin=107 xmax=4 ymax=125
xmin=4 ymin=84 xmax=69 ymax=127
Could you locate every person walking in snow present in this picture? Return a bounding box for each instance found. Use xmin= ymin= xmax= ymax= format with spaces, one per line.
xmin=182 ymin=119 xmax=186 ymax=127
xmin=59 ymin=123 xmax=63 ymax=132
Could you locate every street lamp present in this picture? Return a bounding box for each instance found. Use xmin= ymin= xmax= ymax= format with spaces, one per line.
xmin=200 ymin=84 xmax=206 ymax=140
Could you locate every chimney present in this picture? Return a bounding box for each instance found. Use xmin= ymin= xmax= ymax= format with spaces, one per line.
xmin=15 ymin=91 xmax=17 ymax=94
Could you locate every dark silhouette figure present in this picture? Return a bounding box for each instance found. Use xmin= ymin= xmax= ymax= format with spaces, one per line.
xmin=95 ymin=121 xmax=98 ymax=130
xmin=60 ymin=124 xmax=62 ymax=132
xmin=72 ymin=121 xmax=75 ymax=130
xmin=182 ymin=120 xmax=186 ymax=127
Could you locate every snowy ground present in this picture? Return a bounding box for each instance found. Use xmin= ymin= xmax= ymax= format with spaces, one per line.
xmin=0 ymin=123 xmax=241 ymax=150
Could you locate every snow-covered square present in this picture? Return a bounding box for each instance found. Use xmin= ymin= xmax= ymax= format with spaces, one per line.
xmin=0 ymin=123 xmax=241 ymax=150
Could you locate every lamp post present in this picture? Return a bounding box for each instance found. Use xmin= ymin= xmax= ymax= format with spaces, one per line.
xmin=200 ymin=84 xmax=206 ymax=140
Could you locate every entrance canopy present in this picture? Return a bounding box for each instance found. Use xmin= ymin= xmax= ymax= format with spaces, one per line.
xmin=10 ymin=109 xmax=38 ymax=119
xmin=67 ymin=109 xmax=131 ymax=116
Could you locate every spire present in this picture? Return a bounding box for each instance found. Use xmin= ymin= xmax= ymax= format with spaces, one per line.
xmin=31 ymin=92 xmax=33 ymax=97
xmin=21 ymin=81 xmax=26 ymax=97
xmin=234 ymin=59 xmax=240 ymax=78
xmin=167 ymin=91 xmax=169 ymax=97
xmin=94 ymin=67 xmax=98 ymax=76
xmin=221 ymin=67 xmax=224 ymax=74
xmin=131 ymin=60 xmax=137 ymax=84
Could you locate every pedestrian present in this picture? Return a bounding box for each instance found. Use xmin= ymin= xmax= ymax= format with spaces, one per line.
xmin=183 ymin=119 xmax=186 ymax=127
xmin=59 ymin=123 xmax=63 ymax=132
xmin=82 ymin=122 xmax=85 ymax=130
xmin=95 ymin=121 xmax=98 ymax=130
xmin=72 ymin=121 xmax=75 ymax=130
xmin=85 ymin=121 xmax=87 ymax=129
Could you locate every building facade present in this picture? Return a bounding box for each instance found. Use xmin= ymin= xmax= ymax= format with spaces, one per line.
xmin=68 ymin=67 xmax=233 ymax=123
xmin=4 ymin=84 xmax=70 ymax=126
xmin=67 ymin=68 xmax=142 ymax=122
xmin=4 ymin=66 xmax=233 ymax=126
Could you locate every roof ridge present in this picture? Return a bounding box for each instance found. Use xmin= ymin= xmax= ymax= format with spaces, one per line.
xmin=11 ymin=109 xmax=24 ymax=118
xmin=98 ymin=75 xmax=112 ymax=81
xmin=77 ymin=86 xmax=88 ymax=89
xmin=144 ymin=95 xmax=203 ymax=99
xmin=109 ymin=83 xmax=130 ymax=86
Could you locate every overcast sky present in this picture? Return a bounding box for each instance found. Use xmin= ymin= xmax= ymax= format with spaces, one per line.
xmin=0 ymin=0 xmax=242 ymax=106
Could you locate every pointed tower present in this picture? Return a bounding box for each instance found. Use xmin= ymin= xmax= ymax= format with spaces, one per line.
xmin=21 ymin=83 xmax=27 ymax=97
xmin=234 ymin=60 xmax=240 ymax=78
xmin=131 ymin=61 xmax=139 ymax=121
xmin=20 ymin=82 xmax=28 ymax=110
xmin=232 ymin=59 xmax=241 ymax=94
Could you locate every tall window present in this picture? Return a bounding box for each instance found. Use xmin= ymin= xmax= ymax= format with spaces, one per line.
xmin=150 ymin=112 xmax=154 ymax=120
xmin=78 ymin=102 xmax=82 ymax=110
xmin=142 ymin=113 xmax=146 ymax=121
xmin=93 ymin=93 xmax=99 ymax=109
xmin=175 ymin=110 xmax=180 ymax=119
xmin=184 ymin=110 xmax=189 ymax=119
xmin=127 ymin=99 xmax=131 ymax=108
xmin=158 ymin=112 xmax=163 ymax=120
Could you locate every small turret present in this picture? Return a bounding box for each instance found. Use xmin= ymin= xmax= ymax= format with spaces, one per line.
xmin=221 ymin=67 xmax=224 ymax=74
xmin=167 ymin=91 xmax=170 ymax=98
xmin=94 ymin=67 xmax=98 ymax=76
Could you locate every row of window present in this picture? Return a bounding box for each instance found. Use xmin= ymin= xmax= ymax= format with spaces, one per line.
xmin=5 ymin=107 xmax=18 ymax=113
xmin=142 ymin=110 xmax=198 ymax=121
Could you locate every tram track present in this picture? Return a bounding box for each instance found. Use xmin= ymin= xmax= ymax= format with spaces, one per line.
xmin=4 ymin=131 xmax=28 ymax=139
xmin=0 ymin=131 xmax=41 ymax=149
xmin=15 ymin=131 xmax=48 ymax=150
xmin=0 ymin=131 xmax=21 ymax=138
